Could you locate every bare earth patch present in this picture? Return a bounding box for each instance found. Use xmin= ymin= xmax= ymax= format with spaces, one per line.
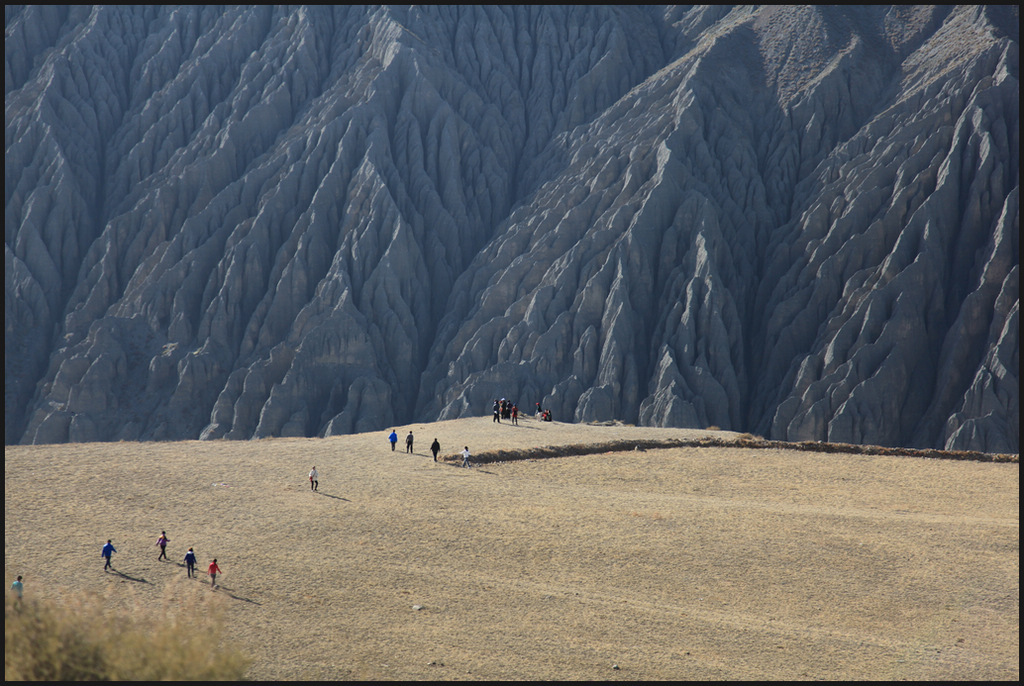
xmin=5 ymin=417 xmax=1018 ymax=680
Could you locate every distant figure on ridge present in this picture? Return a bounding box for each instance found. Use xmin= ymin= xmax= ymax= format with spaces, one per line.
xmin=157 ymin=531 xmax=170 ymax=560
xmin=430 ymin=438 xmax=441 ymax=462
xmin=102 ymin=539 xmax=117 ymax=571
xmin=406 ymin=431 xmax=414 ymax=454
xmin=389 ymin=429 xmax=398 ymax=451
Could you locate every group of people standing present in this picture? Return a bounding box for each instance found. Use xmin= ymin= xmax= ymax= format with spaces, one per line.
xmin=492 ymin=399 xmax=519 ymax=424
xmin=495 ymin=398 xmax=553 ymax=422
xmin=99 ymin=533 xmax=222 ymax=588
xmin=533 ymin=402 xmax=553 ymax=421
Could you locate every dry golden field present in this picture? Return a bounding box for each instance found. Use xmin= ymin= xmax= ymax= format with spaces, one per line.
xmin=4 ymin=417 xmax=1019 ymax=680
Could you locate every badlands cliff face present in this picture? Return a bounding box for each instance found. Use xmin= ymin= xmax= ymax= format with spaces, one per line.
xmin=5 ymin=6 xmax=1019 ymax=452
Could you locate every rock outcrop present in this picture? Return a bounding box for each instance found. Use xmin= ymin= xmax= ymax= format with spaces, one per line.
xmin=6 ymin=6 xmax=1019 ymax=452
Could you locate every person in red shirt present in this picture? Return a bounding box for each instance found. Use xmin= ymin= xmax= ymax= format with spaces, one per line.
xmin=208 ymin=558 xmax=222 ymax=589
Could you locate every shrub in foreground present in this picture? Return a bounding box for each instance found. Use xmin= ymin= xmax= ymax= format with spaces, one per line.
xmin=5 ymin=582 xmax=249 ymax=681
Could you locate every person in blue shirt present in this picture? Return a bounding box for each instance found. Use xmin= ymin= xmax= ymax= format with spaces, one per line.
xmin=102 ymin=540 xmax=116 ymax=571
xmin=10 ymin=576 xmax=24 ymax=600
xmin=388 ymin=430 xmax=398 ymax=451
xmin=184 ymin=548 xmax=197 ymax=578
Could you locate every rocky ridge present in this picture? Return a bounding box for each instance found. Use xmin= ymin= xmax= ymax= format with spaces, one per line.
xmin=5 ymin=6 xmax=1019 ymax=452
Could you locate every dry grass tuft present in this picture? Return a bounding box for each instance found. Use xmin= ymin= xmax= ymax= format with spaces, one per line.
xmin=4 ymin=581 xmax=249 ymax=681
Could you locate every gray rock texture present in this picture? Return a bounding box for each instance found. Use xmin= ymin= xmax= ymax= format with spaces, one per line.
xmin=6 ymin=6 xmax=1019 ymax=452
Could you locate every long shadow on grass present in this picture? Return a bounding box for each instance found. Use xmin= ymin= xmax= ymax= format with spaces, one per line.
xmin=214 ymin=586 xmax=261 ymax=605
xmin=107 ymin=569 xmax=152 ymax=585
xmin=315 ymin=492 xmax=349 ymax=501
xmin=439 ymin=462 xmax=496 ymax=475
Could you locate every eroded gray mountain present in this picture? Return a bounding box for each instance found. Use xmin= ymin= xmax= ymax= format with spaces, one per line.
xmin=5 ymin=5 xmax=1019 ymax=452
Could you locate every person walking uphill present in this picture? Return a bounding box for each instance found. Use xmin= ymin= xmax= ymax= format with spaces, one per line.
xmin=406 ymin=431 xmax=414 ymax=453
xmin=462 ymin=446 xmax=473 ymax=468
xmin=389 ymin=430 xmax=398 ymax=451
xmin=102 ymin=540 xmax=117 ymax=571
xmin=208 ymin=559 xmax=222 ymax=589
xmin=309 ymin=466 xmax=319 ymax=491
xmin=184 ymin=548 xmax=197 ymax=578
xmin=157 ymin=531 xmax=170 ymax=560
xmin=430 ymin=438 xmax=441 ymax=462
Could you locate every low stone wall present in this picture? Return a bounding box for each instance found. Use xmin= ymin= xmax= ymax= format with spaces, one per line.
xmin=441 ymin=436 xmax=1018 ymax=466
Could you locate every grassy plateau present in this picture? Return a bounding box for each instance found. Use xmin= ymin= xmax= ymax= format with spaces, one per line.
xmin=4 ymin=417 xmax=1019 ymax=680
